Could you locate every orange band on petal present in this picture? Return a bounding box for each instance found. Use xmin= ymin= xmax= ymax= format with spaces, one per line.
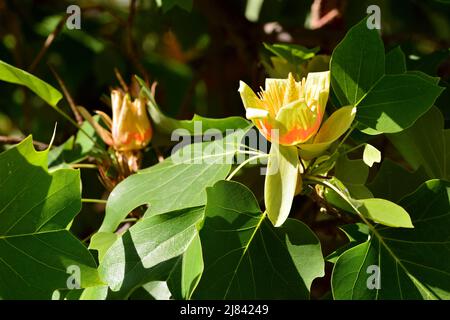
xmin=280 ymin=110 xmax=323 ymax=145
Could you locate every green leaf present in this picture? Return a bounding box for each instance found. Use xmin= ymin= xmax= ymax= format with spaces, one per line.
xmin=48 ymin=118 xmax=102 ymax=168
xmin=167 ymin=233 xmax=203 ymax=300
xmin=323 ymin=178 xmax=357 ymax=213
xmin=138 ymin=76 xmax=250 ymax=138
xmin=388 ymin=107 xmax=450 ymax=180
xmin=193 ymin=181 xmax=324 ymax=299
xmin=0 ymin=59 xmax=62 ymax=107
xmin=99 ymin=206 xmax=204 ymax=296
xmin=368 ymin=159 xmax=428 ymax=202
xmin=89 ymin=232 xmax=118 ymax=263
xmin=330 ymin=18 xmax=385 ymax=106
xmin=263 ymin=43 xmax=319 ymax=65
xmin=356 ymin=73 xmax=443 ymax=134
xmin=320 ymin=177 xmax=412 ymax=228
xmin=261 ymin=43 xmax=322 ymax=78
xmin=340 ymin=223 xmax=371 ymax=243
xmin=0 ymin=137 xmax=101 ymax=299
xmin=335 ymin=156 xmax=373 ymax=199
xmin=79 ymin=286 xmax=109 ymax=300
xmin=265 ymin=144 xmax=299 ymax=227
xmin=98 ymin=128 xmax=249 ymax=233
xmin=359 ymin=198 xmax=413 ymax=228
xmin=0 ymin=137 xmax=79 ymax=234
xmin=385 ymin=46 xmax=406 ymax=74
xmin=130 ymin=281 xmax=171 ymax=300
xmin=331 ymin=19 xmax=443 ymax=134
xmin=363 ymin=143 xmax=381 ymax=167
xmin=326 ymin=223 xmax=369 ymax=263
xmin=332 ymin=180 xmax=450 ymax=299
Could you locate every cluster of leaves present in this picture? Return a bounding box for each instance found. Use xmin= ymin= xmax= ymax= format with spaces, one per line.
xmin=1 ymin=8 xmax=450 ymax=300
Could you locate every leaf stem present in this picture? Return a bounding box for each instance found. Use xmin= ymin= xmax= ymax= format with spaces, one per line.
xmin=341 ymin=143 xmax=366 ymax=156
xmin=226 ymin=154 xmax=269 ymax=181
xmin=303 ymin=174 xmax=412 ymax=277
xmin=70 ymin=163 xmax=98 ymax=169
xmin=334 ymin=121 xmax=358 ymax=153
xmin=82 ymin=198 xmax=107 ymax=204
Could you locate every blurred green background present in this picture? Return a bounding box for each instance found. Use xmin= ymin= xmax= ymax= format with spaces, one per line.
xmin=1 ymin=0 xmax=449 ymax=145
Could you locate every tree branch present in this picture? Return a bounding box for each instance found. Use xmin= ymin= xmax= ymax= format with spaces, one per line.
xmin=0 ymin=135 xmax=48 ymax=150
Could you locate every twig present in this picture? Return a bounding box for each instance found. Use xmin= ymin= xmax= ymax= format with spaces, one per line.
xmin=309 ymin=0 xmax=341 ymax=30
xmin=114 ymin=68 xmax=129 ymax=92
xmin=115 ymin=222 xmax=132 ymax=235
xmin=0 ymin=135 xmax=48 ymax=149
xmin=48 ymin=64 xmax=84 ymax=125
xmin=29 ymin=16 xmax=67 ymax=73
xmin=307 ymin=184 xmax=356 ymax=224
xmin=126 ymin=0 xmax=149 ymax=84
xmin=29 ymin=4 xmax=128 ymax=73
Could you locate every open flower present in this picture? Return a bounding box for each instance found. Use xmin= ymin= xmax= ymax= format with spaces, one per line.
xmin=79 ymin=89 xmax=152 ymax=152
xmin=239 ymin=71 xmax=355 ymax=159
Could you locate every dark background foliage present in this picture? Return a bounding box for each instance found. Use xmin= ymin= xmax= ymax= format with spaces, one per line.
xmin=0 ymin=0 xmax=449 ymax=298
xmin=1 ymin=0 xmax=449 ymax=143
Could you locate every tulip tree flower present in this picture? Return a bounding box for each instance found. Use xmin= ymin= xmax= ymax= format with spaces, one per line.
xmin=110 ymin=90 xmax=153 ymax=151
xmin=239 ymin=71 xmax=355 ymax=227
xmin=78 ymin=89 xmax=153 ymax=188
xmin=79 ymin=89 xmax=153 ymax=152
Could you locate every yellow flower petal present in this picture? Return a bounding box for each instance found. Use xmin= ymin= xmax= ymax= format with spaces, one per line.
xmin=245 ymin=108 xmax=269 ymax=119
xmin=304 ymin=71 xmax=330 ymax=115
xmin=238 ymin=81 xmax=265 ymax=111
xmin=298 ymin=105 xmax=356 ymax=159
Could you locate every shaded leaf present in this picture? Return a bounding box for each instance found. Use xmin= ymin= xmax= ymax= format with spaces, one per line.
xmin=320 ymin=177 xmax=412 ymax=228
xmin=388 ymin=107 xmax=450 ymax=180
xmin=330 ymin=18 xmax=385 ymax=106
xmin=0 ymin=137 xmax=101 ymax=299
xmin=167 ymin=233 xmax=203 ymax=300
xmin=326 ymin=223 xmax=369 ymax=263
xmin=357 ymin=73 xmax=443 ymax=134
xmin=98 ymin=128 xmax=249 ymax=233
xmin=99 ymin=206 xmax=204 ymax=296
xmin=331 ymin=19 xmax=443 ymax=134
xmin=385 ymin=46 xmax=406 ymax=74
xmin=368 ymin=159 xmax=428 ymax=202
xmin=0 ymin=60 xmax=62 ymax=107
xmin=332 ymin=180 xmax=450 ymax=299
xmin=335 ymin=155 xmax=372 ymax=199
xmin=194 ymin=181 xmax=324 ymax=299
